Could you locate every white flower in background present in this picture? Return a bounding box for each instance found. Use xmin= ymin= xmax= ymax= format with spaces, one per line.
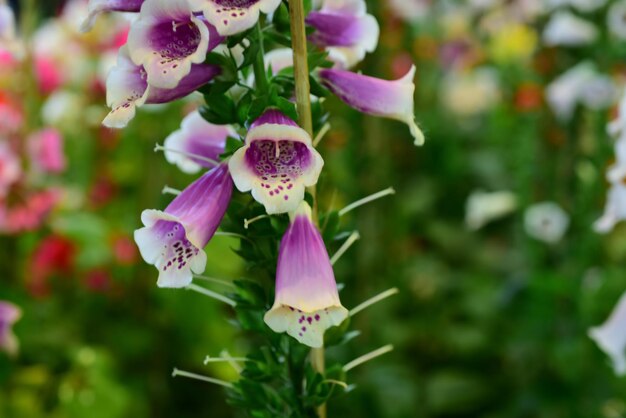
xmin=441 ymin=68 xmax=500 ymax=118
xmin=387 ymin=0 xmax=431 ymax=22
xmin=594 ymin=181 xmax=626 ymax=233
xmin=41 ymin=90 xmax=85 ymax=128
xmin=589 ymin=291 xmax=626 ymax=375
xmin=524 ymin=202 xmax=569 ymax=244
xmin=608 ymin=0 xmax=626 ymax=40
xmin=465 ymin=190 xmax=517 ymax=230
xmin=579 ymin=74 xmax=616 ymax=111
xmin=543 ymin=10 xmax=598 ymax=47
xmin=546 ymin=0 xmax=607 ymax=12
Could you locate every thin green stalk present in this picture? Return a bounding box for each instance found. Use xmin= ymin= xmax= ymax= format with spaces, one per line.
xmin=252 ymin=22 xmax=269 ymax=94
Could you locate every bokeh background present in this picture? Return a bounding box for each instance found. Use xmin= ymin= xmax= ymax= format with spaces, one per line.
xmin=2 ymin=0 xmax=626 ymax=417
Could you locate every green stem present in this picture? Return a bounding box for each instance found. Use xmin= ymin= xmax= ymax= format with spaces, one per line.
xmin=252 ymin=22 xmax=269 ymax=94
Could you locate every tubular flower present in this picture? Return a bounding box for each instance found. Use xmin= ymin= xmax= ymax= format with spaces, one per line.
xmin=103 ymin=46 xmax=220 ymax=128
xmin=264 ymin=202 xmax=348 ymax=347
xmin=164 ymin=110 xmax=237 ymax=174
xmin=228 ymin=109 xmax=323 ymax=214
xmin=190 ymin=0 xmax=282 ymax=36
xmin=127 ymin=0 xmax=224 ymax=90
xmin=306 ymin=0 xmax=379 ymax=69
xmin=0 ymin=301 xmax=21 ymax=356
xmin=134 ymin=163 xmax=232 ymax=288
xmin=80 ymin=0 xmax=145 ymax=32
xmin=589 ymin=291 xmax=626 ymax=375
xmin=319 ymin=66 xmax=425 ymax=145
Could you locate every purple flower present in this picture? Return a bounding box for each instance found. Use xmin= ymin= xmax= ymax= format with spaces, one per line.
xmin=164 ymin=110 xmax=237 ymax=173
xmin=318 ymin=66 xmax=425 ymax=145
xmin=228 ymin=109 xmax=324 ymax=214
xmin=134 ymin=163 xmax=232 ymax=288
xmin=190 ymin=0 xmax=282 ymax=36
xmin=306 ymin=0 xmax=379 ymax=68
xmin=80 ymin=0 xmax=145 ymax=32
xmin=0 ymin=301 xmax=21 ymax=356
xmin=103 ymin=46 xmax=220 ymax=128
xmin=127 ymin=0 xmax=224 ymax=90
xmin=264 ymin=202 xmax=348 ymax=347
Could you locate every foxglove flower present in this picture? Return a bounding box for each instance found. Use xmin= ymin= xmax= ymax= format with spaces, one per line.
xmin=524 ymin=202 xmax=569 ymax=243
xmin=134 ymin=163 xmax=232 ymax=288
xmin=542 ymin=11 xmax=598 ymax=47
xmin=0 ymin=301 xmax=20 ymax=355
xmin=127 ymin=0 xmax=223 ymax=90
xmin=228 ymin=109 xmax=323 ymax=214
xmin=594 ymin=181 xmax=626 ymax=233
xmin=264 ymin=202 xmax=348 ymax=347
xmin=589 ymin=291 xmax=626 ymax=375
xmin=164 ymin=110 xmax=236 ymax=174
xmin=306 ymin=0 xmax=379 ymax=69
xmin=103 ymin=46 xmax=220 ymax=128
xmin=80 ymin=0 xmax=145 ymax=32
xmin=319 ymin=66 xmax=425 ymax=145
xmin=190 ymin=0 xmax=282 ymax=36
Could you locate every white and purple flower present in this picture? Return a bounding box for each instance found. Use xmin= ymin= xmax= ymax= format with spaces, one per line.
xmin=80 ymin=0 xmax=145 ymax=32
xmin=319 ymin=65 xmax=425 ymax=145
xmin=228 ymin=109 xmax=324 ymax=214
xmin=103 ymin=46 xmax=220 ymax=128
xmin=164 ymin=110 xmax=237 ymax=173
xmin=0 ymin=301 xmax=21 ymax=356
xmin=306 ymin=0 xmax=379 ymax=69
xmin=264 ymin=202 xmax=348 ymax=347
xmin=190 ymin=0 xmax=282 ymax=36
xmin=589 ymin=291 xmax=626 ymax=375
xmin=127 ymin=0 xmax=224 ymax=90
xmin=134 ymin=163 xmax=233 ymax=288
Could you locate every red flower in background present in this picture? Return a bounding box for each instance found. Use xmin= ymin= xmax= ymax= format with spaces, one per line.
xmin=27 ymin=234 xmax=76 ymax=297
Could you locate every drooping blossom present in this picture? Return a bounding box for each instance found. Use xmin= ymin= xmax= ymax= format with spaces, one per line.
xmin=28 ymin=128 xmax=67 ymax=174
xmin=190 ymin=0 xmax=282 ymax=36
xmin=103 ymin=46 xmax=220 ymax=128
xmin=589 ymin=291 xmax=626 ymax=375
xmin=542 ymin=10 xmax=598 ymax=47
xmin=306 ymin=0 xmax=379 ymax=69
xmin=465 ymin=190 xmax=517 ymax=230
xmin=264 ymin=202 xmax=348 ymax=347
xmin=0 ymin=141 xmax=21 ymax=199
xmin=523 ymin=201 xmax=569 ymax=244
xmin=228 ymin=109 xmax=324 ymax=214
xmin=134 ymin=163 xmax=232 ymax=288
xmin=127 ymin=0 xmax=224 ymax=89
xmin=0 ymin=301 xmax=21 ymax=355
xmin=318 ymin=66 xmax=425 ymax=145
xmin=164 ymin=110 xmax=236 ymax=174
xmin=80 ymin=0 xmax=145 ymax=32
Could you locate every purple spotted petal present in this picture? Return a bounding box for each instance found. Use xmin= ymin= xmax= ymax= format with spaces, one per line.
xmin=306 ymin=11 xmax=366 ymax=47
xmin=80 ymin=0 xmax=145 ymax=32
xmin=318 ymin=66 xmax=425 ymax=145
xmin=264 ymin=203 xmax=347 ymax=347
xmin=191 ymin=0 xmax=282 ymax=36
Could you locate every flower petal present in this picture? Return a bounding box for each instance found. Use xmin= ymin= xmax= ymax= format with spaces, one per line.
xmin=192 ymin=0 xmax=282 ymax=36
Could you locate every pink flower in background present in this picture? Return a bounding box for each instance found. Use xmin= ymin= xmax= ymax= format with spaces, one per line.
xmin=264 ymin=202 xmax=348 ymax=347
xmin=84 ymin=269 xmax=112 ymax=292
xmin=0 ymin=142 xmax=22 ymax=199
xmin=0 ymin=93 xmax=23 ymax=134
xmin=0 ymin=301 xmax=21 ymax=356
xmin=112 ymin=234 xmax=139 ymax=265
xmin=34 ymin=56 xmax=64 ymax=95
xmin=0 ymin=189 xmax=60 ymax=234
xmin=28 ymin=128 xmax=67 ymax=174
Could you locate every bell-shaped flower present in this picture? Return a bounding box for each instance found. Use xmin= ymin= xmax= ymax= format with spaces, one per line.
xmin=134 ymin=163 xmax=232 ymax=288
xmin=542 ymin=10 xmax=598 ymax=47
xmin=0 ymin=301 xmax=21 ymax=355
xmin=228 ymin=109 xmax=323 ymax=214
xmin=127 ymin=0 xmax=224 ymax=90
xmin=80 ymin=0 xmax=145 ymax=32
xmin=103 ymin=46 xmax=220 ymax=128
xmin=306 ymin=0 xmax=379 ymax=69
xmin=264 ymin=202 xmax=348 ymax=347
xmin=190 ymin=0 xmax=282 ymax=36
xmin=319 ymin=66 xmax=425 ymax=145
xmin=589 ymin=291 xmax=626 ymax=375
xmin=523 ymin=201 xmax=569 ymax=244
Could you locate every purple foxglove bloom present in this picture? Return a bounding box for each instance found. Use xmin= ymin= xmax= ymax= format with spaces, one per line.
xmin=0 ymin=301 xmax=21 ymax=356
xmin=228 ymin=109 xmax=324 ymax=214
xmin=306 ymin=0 xmax=379 ymax=69
xmin=134 ymin=163 xmax=232 ymax=288
xmin=164 ymin=110 xmax=237 ymax=173
xmin=80 ymin=0 xmax=145 ymax=32
xmin=319 ymin=66 xmax=425 ymax=145
xmin=189 ymin=0 xmax=282 ymax=36
xmin=264 ymin=202 xmax=348 ymax=347
xmin=103 ymin=46 xmax=220 ymax=128
xmin=127 ymin=0 xmax=224 ymax=90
